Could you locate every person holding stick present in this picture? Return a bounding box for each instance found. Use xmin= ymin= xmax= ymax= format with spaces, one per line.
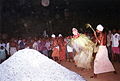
xmin=90 ymin=24 xmax=116 ymax=78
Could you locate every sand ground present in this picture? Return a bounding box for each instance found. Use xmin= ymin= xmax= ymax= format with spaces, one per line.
xmin=60 ymin=61 xmax=120 ymax=81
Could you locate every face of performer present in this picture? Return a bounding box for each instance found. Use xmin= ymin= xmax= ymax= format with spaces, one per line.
xmin=96 ymin=30 xmax=102 ymax=33
xmin=72 ymin=28 xmax=78 ymax=35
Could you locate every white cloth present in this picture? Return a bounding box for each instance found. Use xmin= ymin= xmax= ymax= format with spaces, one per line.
xmin=0 ymin=43 xmax=6 ymax=48
xmin=96 ymin=24 xmax=104 ymax=31
xmin=51 ymin=34 xmax=55 ymax=38
xmin=67 ymin=45 xmax=73 ymax=52
xmin=6 ymin=43 xmax=10 ymax=54
xmin=18 ymin=40 xmax=22 ymax=44
xmin=94 ymin=46 xmax=115 ymax=74
xmin=45 ymin=41 xmax=51 ymax=50
xmin=10 ymin=47 xmax=17 ymax=55
xmin=111 ymin=33 xmax=120 ymax=47
xmin=55 ymin=46 xmax=59 ymax=50
xmin=32 ymin=42 xmax=38 ymax=50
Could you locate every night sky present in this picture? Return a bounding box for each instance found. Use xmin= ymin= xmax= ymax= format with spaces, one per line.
xmin=0 ymin=0 xmax=120 ymax=36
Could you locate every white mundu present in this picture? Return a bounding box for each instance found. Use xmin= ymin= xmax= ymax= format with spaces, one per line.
xmin=67 ymin=45 xmax=73 ymax=52
xmin=111 ymin=33 xmax=120 ymax=47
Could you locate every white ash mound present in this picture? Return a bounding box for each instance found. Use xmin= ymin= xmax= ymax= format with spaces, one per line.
xmin=0 ymin=49 xmax=86 ymax=81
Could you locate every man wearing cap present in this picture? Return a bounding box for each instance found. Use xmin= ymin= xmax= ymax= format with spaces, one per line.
xmin=51 ymin=34 xmax=60 ymax=62
xmin=91 ymin=24 xmax=116 ymax=78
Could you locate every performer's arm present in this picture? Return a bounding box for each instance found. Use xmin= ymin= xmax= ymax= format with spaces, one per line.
xmin=94 ymin=32 xmax=100 ymax=44
xmin=100 ymin=33 xmax=107 ymax=45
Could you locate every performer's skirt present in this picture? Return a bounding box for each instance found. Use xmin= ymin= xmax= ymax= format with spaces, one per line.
xmin=74 ymin=49 xmax=93 ymax=69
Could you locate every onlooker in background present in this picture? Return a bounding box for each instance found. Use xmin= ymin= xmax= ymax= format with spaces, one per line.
xmin=38 ymin=38 xmax=48 ymax=56
xmin=32 ymin=39 xmax=38 ymax=51
xmin=5 ymin=40 xmax=10 ymax=59
xmin=18 ymin=38 xmax=26 ymax=50
xmin=0 ymin=40 xmax=6 ymax=48
xmin=119 ymin=29 xmax=120 ymax=63
xmin=45 ymin=38 xmax=52 ymax=58
xmin=66 ymin=38 xmax=74 ymax=62
xmin=111 ymin=29 xmax=120 ymax=62
xmin=51 ymin=34 xmax=60 ymax=62
xmin=107 ymin=30 xmax=112 ymax=61
xmin=0 ymin=46 xmax=7 ymax=63
xmin=9 ymin=38 xmax=18 ymax=56
xmin=58 ymin=35 xmax=67 ymax=62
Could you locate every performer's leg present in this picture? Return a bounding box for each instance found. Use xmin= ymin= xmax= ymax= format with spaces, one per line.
xmin=90 ymin=74 xmax=97 ymax=78
xmin=113 ymin=71 xmax=117 ymax=74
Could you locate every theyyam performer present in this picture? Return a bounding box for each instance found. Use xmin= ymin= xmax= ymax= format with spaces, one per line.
xmin=70 ymin=27 xmax=94 ymax=70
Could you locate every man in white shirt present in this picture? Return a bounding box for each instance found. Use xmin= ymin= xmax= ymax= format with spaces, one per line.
xmin=32 ymin=40 xmax=38 ymax=51
xmin=111 ymin=29 xmax=120 ymax=62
